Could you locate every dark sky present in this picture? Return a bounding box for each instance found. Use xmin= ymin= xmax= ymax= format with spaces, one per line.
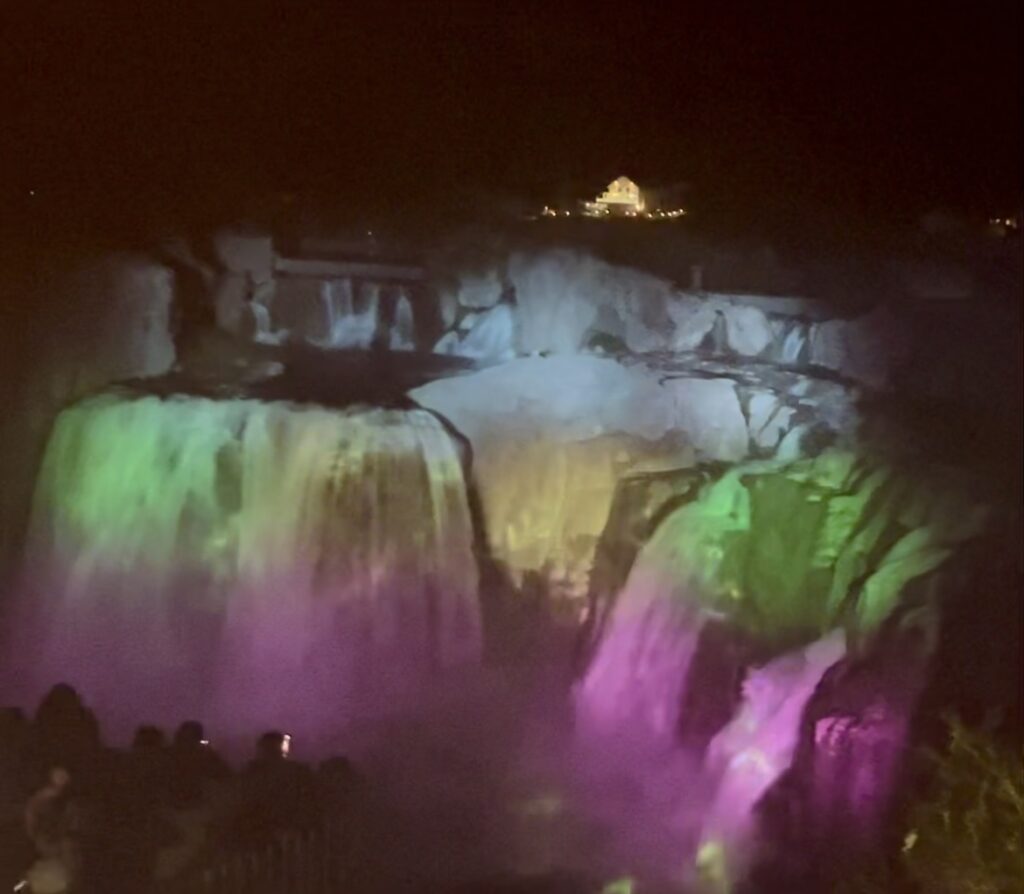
xmin=3 ymin=1 xmax=1021 ymax=230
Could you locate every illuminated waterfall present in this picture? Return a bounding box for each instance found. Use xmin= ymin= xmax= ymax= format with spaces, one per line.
xmin=14 ymin=393 xmax=481 ymax=739
xmin=695 ymin=631 xmax=846 ymax=888
xmin=575 ymin=570 xmax=706 ymax=747
xmin=572 ymin=450 xmax=981 ymax=887
xmin=308 ymin=280 xmax=416 ymax=351
xmin=575 ymin=469 xmax=751 ymax=747
xmin=318 ymin=279 xmax=379 ymax=348
xmin=390 ymin=290 xmax=416 ymax=351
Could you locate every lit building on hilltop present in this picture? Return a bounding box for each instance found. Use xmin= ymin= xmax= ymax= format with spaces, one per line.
xmin=580 ymin=176 xmax=687 ymax=220
xmin=539 ymin=175 xmax=687 ymax=221
xmin=585 ymin=176 xmax=646 ymax=217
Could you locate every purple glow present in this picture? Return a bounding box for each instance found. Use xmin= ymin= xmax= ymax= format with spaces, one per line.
xmin=575 ymin=565 xmax=705 ymax=746
xmin=810 ymin=705 xmax=908 ymax=848
xmin=5 ymin=396 xmax=481 ymax=747
xmin=695 ymin=631 xmax=846 ymax=885
xmin=574 ymin=507 xmax=850 ymax=888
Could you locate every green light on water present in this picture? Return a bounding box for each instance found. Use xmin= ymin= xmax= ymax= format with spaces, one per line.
xmin=638 ymin=449 xmax=987 ymax=639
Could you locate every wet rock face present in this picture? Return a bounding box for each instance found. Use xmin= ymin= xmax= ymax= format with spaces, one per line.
xmin=9 ymin=254 xmax=177 ymax=405
xmin=721 ymin=305 xmax=774 ymax=357
xmin=435 ymin=304 xmax=517 ymax=362
xmin=676 ymin=622 xmax=761 ymax=757
xmin=507 ymin=250 xmax=680 ymax=355
xmin=412 ymin=356 xmax=701 ymax=605
xmin=95 ymin=256 xmax=178 ymax=381
xmin=807 ymin=306 xmax=911 ymax=389
xmin=663 ymin=377 xmax=750 ymax=462
xmin=173 ymin=240 xmax=1007 ymax=428
xmin=744 ymin=390 xmax=795 ymax=452
xmin=412 ymin=353 xmax=869 ymax=607
xmin=579 ymin=466 xmax=712 ymax=667
xmin=212 ymin=229 xmax=274 ymax=285
xmin=751 ymin=607 xmax=939 ymax=886
xmin=1 ymin=253 xmax=177 ymax=585
xmin=664 ymin=296 xmax=717 ymax=350
xmin=585 ymin=448 xmax=987 ymax=652
xmin=431 ymin=249 xmax=913 ymax=389
xmin=211 ymin=273 xmax=253 ymax=337
xmin=446 ymin=268 xmax=505 ymax=309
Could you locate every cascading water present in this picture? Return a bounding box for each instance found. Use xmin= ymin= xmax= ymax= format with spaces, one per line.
xmin=575 ymin=573 xmax=706 ymax=749
xmin=571 ymin=456 xmax=942 ymax=888
xmin=9 ymin=392 xmax=481 ymax=743
xmin=319 ymin=278 xmax=379 ymax=348
xmin=576 ymin=467 xmax=752 ymax=749
xmin=312 ymin=279 xmax=417 ymax=351
xmin=390 ymin=290 xmax=416 ymax=351
xmin=574 ymin=561 xmax=847 ymax=889
xmin=568 ymin=474 xmax=752 ymax=884
xmin=778 ymin=322 xmax=807 ymax=365
xmin=251 ymin=300 xmax=287 ymax=345
xmin=694 ymin=630 xmax=846 ymax=889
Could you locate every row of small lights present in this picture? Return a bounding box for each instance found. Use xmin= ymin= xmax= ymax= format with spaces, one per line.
xmin=541 ymin=206 xmax=686 ymax=219
xmin=642 ymin=208 xmax=686 ymax=218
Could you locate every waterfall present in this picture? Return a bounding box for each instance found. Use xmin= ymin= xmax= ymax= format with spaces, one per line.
xmin=11 ymin=393 xmax=481 ymax=741
xmin=575 ymin=567 xmax=706 ymax=748
xmin=251 ymin=301 xmax=287 ymax=345
xmin=318 ymin=279 xmax=379 ymax=348
xmin=573 ymin=463 xmax=858 ymax=888
xmin=390 ymin=289 xmax=416 ymax=351
xmin=576 ymin=470 xmax=751 ymax=748
xmin=778 ymin=322 xmax=807 ymax=365
xmin=436 ymin=304 xmax=517 ymax=362
xmin=694 ymin=631 xmax=846 ymax=889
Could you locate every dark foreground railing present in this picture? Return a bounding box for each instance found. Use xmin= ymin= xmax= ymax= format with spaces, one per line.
xmin=160 ymin=815 xmax=366 ymax=894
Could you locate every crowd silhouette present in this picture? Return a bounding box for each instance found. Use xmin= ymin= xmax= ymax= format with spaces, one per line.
xmin=0 ymin=684 xmax=362 ymax=894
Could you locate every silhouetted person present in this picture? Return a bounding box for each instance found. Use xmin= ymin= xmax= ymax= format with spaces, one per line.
xmin=238 ymin=731 xmax=316 ymax=842
xmin=123 ymin=725 xmax=170 ymax=809
xmin=167 ymin=721 xmax=229 ymax=809
xmin=173 ymin=720 xmax=202 ymax=747
xmin=31 ymin=685 xmax=100 ymax=783
xmin=23 ymin=766 xmax=81 ymax=893
xmin=93 ymin=726 xmax=177 ymax=893
xmin=25 ymin=768 xmax=71 ymax=856
xmin=317 ymin=755 xmax=365 ymax=812
xmin=132 ymin=725 xmax=165 ymax=751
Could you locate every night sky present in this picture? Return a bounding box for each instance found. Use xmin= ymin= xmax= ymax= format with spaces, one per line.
xmin=3 ymin=1 xmax=1021 ymax=233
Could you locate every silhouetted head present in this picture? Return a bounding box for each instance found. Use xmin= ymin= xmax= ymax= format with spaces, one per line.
xmin=36 ymin=683 xmax=82 ymax=720
xmin=319 ymin=756 xmax=356 ymax=787
xmin=174 ymin=721 xmax=205 ymax=749
xmin=132 ymin=725 xmax=166 ymax=751
xmin=256 ymin=731 xmax=289 ymax=761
